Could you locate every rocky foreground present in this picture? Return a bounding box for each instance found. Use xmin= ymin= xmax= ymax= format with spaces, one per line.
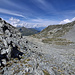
xmin=0 ymin=18 xmax=75 ymax=75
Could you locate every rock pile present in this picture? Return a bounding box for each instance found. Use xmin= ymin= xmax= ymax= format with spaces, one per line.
xmin=0 ymin=18 xmax=24 ymax=66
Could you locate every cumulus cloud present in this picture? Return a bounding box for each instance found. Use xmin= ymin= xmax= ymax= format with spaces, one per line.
xmin=9 ymin=17 xmax=27 ymax=27
xmin=59 ymin=17 xmax=75 ymax=24
xmin=9 ymin=17 xmax=20 ymax=24
xmin=9 ymin=17 xmax=40 ymax=28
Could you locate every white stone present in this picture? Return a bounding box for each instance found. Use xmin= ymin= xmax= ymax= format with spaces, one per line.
xmin=2 ymin=59 xmax=6 ymax=65
xmin=1 ymin=49 xmax=7 ymax=54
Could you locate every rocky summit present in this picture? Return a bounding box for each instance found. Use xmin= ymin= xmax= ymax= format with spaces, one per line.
xmin=0 ymin=18 xmax=75 ymax=75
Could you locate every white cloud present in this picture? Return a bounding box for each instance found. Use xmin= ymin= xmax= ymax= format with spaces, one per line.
xmin=9 ymin=17 xmax=20 ymax=27
xmin=8 ymin=17 xmax=59 ymax=28
xmin=31 ymin=18 xmax=59 ymax=27
xmin=59 ymin=19 xmax=71 ymax=24
xmin=9 ymin=17 xmax=27 ymax=27
xmin=0 ymin=8 xmax=25 ymax=18
xmin=71 ymin=17 xmax=75 ymax=21
xmin=59 ymin=17 xmax=75 ymax=24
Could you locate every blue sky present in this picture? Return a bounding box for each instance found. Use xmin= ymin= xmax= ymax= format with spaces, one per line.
xmin=0 ymin=0 xmax=75 ymax=28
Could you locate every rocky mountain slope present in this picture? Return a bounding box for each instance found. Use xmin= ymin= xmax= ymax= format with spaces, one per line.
xmin=17 ymin=27 xmax=40 ymax=36
xmin=0 ymin=18 xmax=75 ymax=75
xmin=33 ymin=21 xmax=75 ymax=45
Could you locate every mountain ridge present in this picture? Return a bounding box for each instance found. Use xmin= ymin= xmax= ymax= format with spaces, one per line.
xmin=17 ymin=27 xmax=40 ymax=36
xmin=32 ymin=21 xmax=75 ymax=45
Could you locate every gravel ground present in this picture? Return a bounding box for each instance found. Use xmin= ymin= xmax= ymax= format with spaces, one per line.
xmin=24 ymin=36 xmax=75 ymax=75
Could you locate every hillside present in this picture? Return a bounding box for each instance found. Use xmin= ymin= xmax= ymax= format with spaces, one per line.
xmin=33 ymin=21 xmax=75 ymax=45
xmin=17 ymin=27 xmax=40 ymax=36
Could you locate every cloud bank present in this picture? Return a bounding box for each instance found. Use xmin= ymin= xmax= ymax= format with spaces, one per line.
xmin=9 ymin=17 xmax=27 ymax=27
xmin=8 ymin=17 xmax=59 ymax=28
xmin=59 ymin=17 xmax=75 ymax=24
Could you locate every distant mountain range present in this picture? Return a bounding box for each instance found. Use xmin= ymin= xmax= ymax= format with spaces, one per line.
xmin=17 ymin=27 xmax=40 ymax=36
xmin=17 ymin=26 xmax=46 ymax=31
xmin=33 ymin=27 xmax=46 ymax=31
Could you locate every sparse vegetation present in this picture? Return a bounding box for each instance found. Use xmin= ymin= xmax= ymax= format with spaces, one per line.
xmin=42 ymin=38 xmax=67 ymax=42
xmin=25 ymin=64 xmax=32 ymax=67
xmin=26 ymin=58 xmax=31 ymax=61
xmin=25 ymin=72 xmax=30 ymax=75
xmin=42 ymin=38 xmax=74 ymax=45
xmin=43 ymin=69 xmax=50 ymax=75
xmin=54 ymin=41 xmax=74 ymax=45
